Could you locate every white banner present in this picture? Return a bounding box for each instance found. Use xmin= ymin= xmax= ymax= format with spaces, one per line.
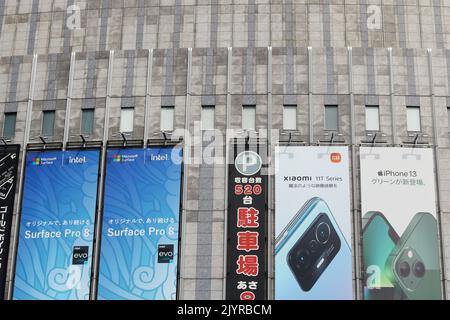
xmin=275 ymin=146 xmax=353 ymax=300
xmin=360 ymin=147 xmax=442 ymax=300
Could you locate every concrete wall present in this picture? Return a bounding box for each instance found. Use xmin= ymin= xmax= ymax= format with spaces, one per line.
xmin=0 ymin=0 xmax=449 ymax=55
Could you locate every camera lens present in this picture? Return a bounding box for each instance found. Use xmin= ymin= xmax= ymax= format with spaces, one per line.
xmin=296 ymin=249 xmax=310 ymax=270
xmin=309 ymin=240 xmax=319 ymax=252
xmin=397 ymin=261 xmax=411 ymax=278
xmin=316 ymin=222 xmax=331 ymax=244
xmin=413 ymin=261 xmax=426 ymax=278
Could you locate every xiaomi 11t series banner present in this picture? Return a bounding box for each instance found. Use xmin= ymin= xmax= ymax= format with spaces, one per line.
xmin=98 ymin=147 xmax=182 ymax=300
xmin=275 ymin=146 xmax=353 ymax=300
xmin=0 ymin=145 xmax=20 ymax=299
xmin=360 ymin=147 xmax=443 ymax=300
xmin=13 ymin=150 xmax=100 ymax=300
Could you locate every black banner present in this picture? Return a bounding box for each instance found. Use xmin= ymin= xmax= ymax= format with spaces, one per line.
xmin=226 ymin=143 xmax=267 ymax=300
xmin=0 ymin=145 xmax=20 ymax=299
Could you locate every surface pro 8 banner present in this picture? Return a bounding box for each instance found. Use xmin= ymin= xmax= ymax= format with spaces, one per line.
xmin=13 ymin=150 xmax=100 ymax=300
xmin=98 ymin=147 xmax=182 ymax=300
xmin=275 ymin=146 xmax=353 ymax=300
xmin=360 ymin=147 xmax=443 ymax=300
xmin=0 ymin=145 xmax=20 ymax=299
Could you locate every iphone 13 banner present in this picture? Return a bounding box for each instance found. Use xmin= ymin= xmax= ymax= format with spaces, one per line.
xmin=275 ymin=146 xmax=353 ymax=300
xmin=360 ymin=147 xmax=443 ymax=300
xmin=13 ymin=150 xmax=100 ymax=300
xmin=97 ymin=147 xmax=182 ymax=300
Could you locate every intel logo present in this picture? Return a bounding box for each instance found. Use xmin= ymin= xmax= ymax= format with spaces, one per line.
xmin=151 ymin=154 xmax=169 ymax=161
xmin=68 ymin=156 xmax=87 ymax=164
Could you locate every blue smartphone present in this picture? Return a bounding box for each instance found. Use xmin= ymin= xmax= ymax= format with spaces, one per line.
xmin=275 ymin=197 xmax=353 ymax=300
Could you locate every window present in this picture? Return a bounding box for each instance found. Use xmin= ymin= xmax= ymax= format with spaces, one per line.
xmin=283 ymin=105 xmax=297 ymax=130
xmin=447 ymin=107 xmax=450 ymax=132
xmin=406 ymin=106 xmax=421 ymax=132
xmin=3 ymin=112 xmax=17 ymax=138
xmin=242 ymin=105 xmax=256 ymax=130
xmin=81 ymin=109 xmax=94 ymax=135
xmin=42 ymin=110 xmax=55 ymax=137
xmin=324 ymin=105 xmax=338 ymax=131
xmin=365 ymin=105 xmax=380 ymax=131
xmin=161 ymin=106 xmax=175 ymax=132
xmin=201 ymin=106 xmax=215 ymax=130
xmin=120 ymin=107 xmax=134 ymax=133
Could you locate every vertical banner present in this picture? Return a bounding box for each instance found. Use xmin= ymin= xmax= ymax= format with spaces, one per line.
xmin=275 ymin=146 xmax=353 ymax=300
xmin=13 ymin=150 xmax=100 ymax=300
xmin=98 ymin=147 xmax=182 ymax=300
xmin=226 ymin=143 xmax=267 ymax=300
xmin=360 ymin=147 xmax=442 ymax=300
xmin=0 ymin=145 xmax=20 ymax=299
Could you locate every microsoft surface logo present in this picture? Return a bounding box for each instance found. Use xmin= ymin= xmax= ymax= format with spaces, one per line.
xmin=32 ymin=158 xmax=41 ymax=165
xmin=113 ymin=154 xmax=121 ymax=162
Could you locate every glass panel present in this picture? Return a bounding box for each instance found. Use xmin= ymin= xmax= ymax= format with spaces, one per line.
xmin=3 ymin=112 xmax=17 ymax=138
xmin=283 ymin=105 xmax=297 ymax=130
xmin=406 ymin=106 xmax=421 ymax=132
xmin=42 ymin=111 xmax=55 ymax=137
xmin=161 ymin=106 xmax=175 ymax=132
xmin=365 ymin=105 xmax=380 ymax=131
xmin=201 ymin=106 xmax=215 ymax=130
xmin=81 ymin=109 xmax=94 ymax=135
xmin=447 ymin=108 xmax=450 ymax=132
xmin=324 ymin=105 xmax=338 ymax=131
xmin=242 ymin=105 xmax=256 ymax=130
xmin=120 ymin=108 xmax=134 ymax=133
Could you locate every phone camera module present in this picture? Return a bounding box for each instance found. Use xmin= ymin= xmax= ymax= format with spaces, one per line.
xmin=296 ymin=248 xmax=310 ymax=270
xmin=397 ymin=261 xmax=411 ymax=278
xmin=309 ymin=240 xmax=319 ymax=252
xmin=316 ymin=222 xmax=331 ymax=244
xmin=413 ymin=261 xmax=426 ymax=278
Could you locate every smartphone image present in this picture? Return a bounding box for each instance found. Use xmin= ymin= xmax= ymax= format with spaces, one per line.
xmin=386 ymin=213 xmax=442 ymax=300
xmin=275 ymin=197 xmax=352 ymax=300
xmin=362 ymin=211 xmax=404 ymax=300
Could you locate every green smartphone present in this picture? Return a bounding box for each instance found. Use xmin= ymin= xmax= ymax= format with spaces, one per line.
xmin=362 ymin=212 xmax=404 ymax=300
xmin=386 ymin=212 xmax=443 ymax=300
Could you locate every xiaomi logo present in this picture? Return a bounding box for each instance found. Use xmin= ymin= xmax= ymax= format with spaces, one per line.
xmin=330 ymin=153 xmax=342 ymax=163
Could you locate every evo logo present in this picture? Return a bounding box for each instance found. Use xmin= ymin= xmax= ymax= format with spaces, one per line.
xmin=151 ymin=153 xmax=169 ymax=161
xmin=68 ymin=156 xmax=87 ymax=164
xmin=158 ymin=244 xmax=174 ymax=263
xmin=72 ymin=246 xmax=89 ymax=265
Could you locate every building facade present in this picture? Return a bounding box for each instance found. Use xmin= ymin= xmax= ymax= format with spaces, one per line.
xmin=0 ymin=0 xmax=450 ymax=300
